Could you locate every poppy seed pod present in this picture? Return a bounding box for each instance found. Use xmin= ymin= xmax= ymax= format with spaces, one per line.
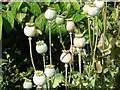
xmin=44 ymin=65 xmax=55 ymax=78
xmin=36 ymin=40 xmax=48 ymax=54
xmin=56 ymin=15 xmax=64 ymax=25
xmin=73 ymin=34 xmax=86 ymax=48
xmin=33 ymin=70 xmax=47 ymax=86
xmin=83 ymin=4 xmax=91 ymax=14
xmin=69 ymin=45 xmax=77 ymax=54
xmin=24 ymin=23 xmax=36 ymax=37
xmin=44 ymin=8 xmax=57 ymax=21
xmin=23 ymin=79 xmax=33 ymax=89
xmin=88 ymin=6 xmax=100 ymax=16
xmin=60 ymin=50 xmax=72 ymax=64
xmin=66 ymin=19 xmax=75 ymax=32
xmin=94 ymin=0 xmax=104 ymax=8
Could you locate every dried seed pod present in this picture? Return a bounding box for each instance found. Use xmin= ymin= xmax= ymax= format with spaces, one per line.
xmin=95 ymin=61 xmax=102 ymax=73
xmin=60 ymin=50 xmax=72 ymax=64
xmin=44 ymin=8 xmax=57 ymax=21
xmin=56 ymin=15 xmax=64 ymax=25
xmin=94 ymin=0 xmax=104 ymax=8
xmin=88 ymin=6 xmax=100 ymax=16
xmin=73 ymin=34 xmax=86 ymax=48
xmin=66 ymin=19 xmax=75 ymax=32
xmin=23 ymin=79 xmax=33 ymax=89
xmin=24 ymin=23 xmax=36 ymax=37
xmin=83 ymin=4 xmax=91 ymax=14
xmin=44 ymin=65 xmax=55 ymax=78
xmin=33 ymin=70 xmax=47 ymax=86
xmin=36 ymin=40 xmax=48 ymax=54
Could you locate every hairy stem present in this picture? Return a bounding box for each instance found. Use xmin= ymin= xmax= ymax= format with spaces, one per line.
xmin=88 ymin=16 xmax=92 ymax=53
xmin=65 ymin=64 xmax=68 ymax=90
xmin=92 ymin=16 xmax=98 ymax=68
xmin=42 ymin=54 xmax=46 ymax=70
xmin=69 ymin=32 xmax=74 ymax=71
xmin=48 ymin=21 xmax=52 ymax=65
xmin=28 ymin=37 xmax=36 ymax=71
xmin=58 ymin=26 xmax=65 ymax=50
xmin=78 ymin=48 xmax=82 ymax=89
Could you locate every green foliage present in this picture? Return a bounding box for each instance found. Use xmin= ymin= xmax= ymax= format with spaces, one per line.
xmin=1 ymin=1 xmax=120 ymax=90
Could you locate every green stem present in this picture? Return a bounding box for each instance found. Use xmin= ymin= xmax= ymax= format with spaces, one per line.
xmin=92 ymin=16 xmax=98 ymax=68
xmin=58 ymin=26 xmax=65 ymax=50
xmin=88 ymin=16 xmax=92 ymax=54
xmin=118 ymin=3 xmax=120 ymax=37
xmin=69 ymin=32 xmax=74 ymax=71
xmin=48 ymin=21 xmax=52 ymax=65
xmin=42 ymin=54 xmax=46 ymax=70
xmin=49 ymin=78 xmax=52 ymax=90
xmin=36 ymin=85 xmax=42 ymax=90
xmin=65 ymin=64 xmax=68 ymax=90
xmin=28 ymin=37 xmax=36 ymax=71
xmin=93 ymin=17 xmax=95 ymax=47
xmin=78 ymin=48 xmax=82 ymax=89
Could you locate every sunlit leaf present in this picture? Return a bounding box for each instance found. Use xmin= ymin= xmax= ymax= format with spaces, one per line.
xmin=72 ymin=12 xmax=85 ymax=22
xmin=35 ymin=13 xmax=47 ymax=32
xmin=27 ymin=2 xmax=41 ymax=17
xmin=52 ymin=73 xmax=64 ymax=88
xmin=2 ymin=11 xmax=14 ymax=34
xmin=16 ymin=13 xmax=26 ymax=22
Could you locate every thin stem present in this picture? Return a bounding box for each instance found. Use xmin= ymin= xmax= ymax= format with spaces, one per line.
xmin=118 ymin=2 xmax=120 ymax=37
xmin=119 ymin=5 xmax=120 ymax=32
xmin=78 ymin=48 xmax=82 ymax=89
xmin=114 ymin=0 xmax=116 ymax=23
xmin=36 ymin=85 xmax=42 ymax=90
xmin=48 ymin=21 xmax=52 ymax=65
xmin=92 ymin=16 xmax=98 ymax=68
xmin=65 ymin=64 xmax=68 ymax=90
xmin=49 ymin=78 xmax=52 ymax=90
xmin=58 ymin=26 xmax=65 ymax=50
xmin=69 ymin=32 xmax=74 ymax=71
xmin=42 ymin=54 xmax=46 ymax=70
xmin=28 ymin=37 xmax=36 ymax=71
xmin=93 ymin=17 xmax=95 ymax=47
xmin=88 ymin=16 xmax=92 ymax=53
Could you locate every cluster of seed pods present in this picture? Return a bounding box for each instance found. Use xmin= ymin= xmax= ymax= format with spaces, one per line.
xmin=83 ymin=0 xmax=104 ymax=16
xmin=22 ymin=1 xmax=105 ymax=88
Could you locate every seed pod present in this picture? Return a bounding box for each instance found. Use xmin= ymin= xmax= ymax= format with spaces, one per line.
xmin=60 ymin=50 xmax=72 ymax=64
xmin=36 ymin=40 xmax=48 ymax=54
xmin=23 ymin=79 xmax=33 ymax=89
xmin=56 ymin=15 xmax=64 ymax=25
xmin=33 ymin=70 xmax=47 ymax=86
xmin=69 ymin=45 xmax=77 ymax=54
xmin=83 ymin=4 xmax=91 ymax=14
xmin=44 ymin=65 xmax=55 ymax=78
xmin=94 ymin=0 xmax=104 ymax=8
xmin=73 ymin=34 xmax=86 ymax=48
xmin=95 ymin=61 xmax=102 ymax=73
xmin=88 ymin=6 xmax=100 ymax=16
xmin=44 ymin=8 xmax=57 ymax=21
xmin=24 ymin=23 xmax=36 ymax=37
xmin=66 ymin=19 xmax=75 ymax=32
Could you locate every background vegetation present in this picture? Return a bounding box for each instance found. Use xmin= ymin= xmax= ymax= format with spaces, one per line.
xmin=1 ymin=0 xmax=120 ymax=90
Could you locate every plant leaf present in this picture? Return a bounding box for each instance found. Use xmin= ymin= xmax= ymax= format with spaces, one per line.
xmin=52 ymin=73 xmax=64 ymax=88
xmin=16 ymin=13 xmax=26 ymax=22
xmin=72 ymin=12 xmax=85 ymax=22
xmin=35 ymin=13 xmax=47 ymax=32
xmin=27 ymin=2 xmax=41 ymax=17
xmin=71 ymin=0 xmax=80 ymax=11
xmin=2 ymin=11 xmax=14 ymax=34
